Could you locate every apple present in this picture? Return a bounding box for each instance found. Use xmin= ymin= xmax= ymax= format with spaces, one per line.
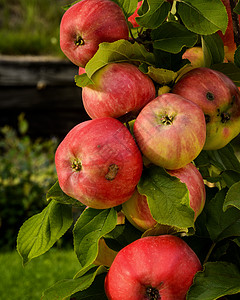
xmin=122 ymin=162 xmax=206 ymax=232
xmin=104 ymin=235 xmax=202 ymax=300
xmin=60 ymin=0 xmax=129 ymax=67
xmin=182 ymin=47 xmax=205 ymax=68
xmin=172 ymin=67 xmax=240 ymax=150
xmin=217 ymin=0 xmax=240 ymax=62
xmin=128 ymin=1 xmax=142 ymax=28
xmin=55 ymin=117 xmax=143 ymax=209
xmin=133 ymin=93 xmax=206 ymax=170
xmin=82 ymin=62 xmax=156 ymax=119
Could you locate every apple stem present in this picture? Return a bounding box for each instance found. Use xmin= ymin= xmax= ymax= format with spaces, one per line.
xmin=203 ymin=242 xmax=216 ymax=265
xmin=145 ymin=286 xmax=161 ymax=300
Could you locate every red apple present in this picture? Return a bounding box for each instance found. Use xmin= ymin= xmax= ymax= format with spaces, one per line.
xmin=122 ymin=162 xmax=206 ymax=232
xmin=172 ymin=67 xmax=240 ymax=150
xmin=60 ymin=0 xmax=129 ymax=67
xmin=128 ymin=1 xmax=142 ymax=28
xmin=217 ymin=0 xmax=240 ymax=62
xmin=55 ymin=117 xmax=143 ymax=209
xmin=133 ymin=93 xmax=206 ymax=170
xmin=82 ymin=62 xmax=156 ymax=119
xmin=105 ymin=235 xmax=202 ymax=300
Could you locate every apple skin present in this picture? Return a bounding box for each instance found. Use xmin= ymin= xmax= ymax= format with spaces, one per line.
xmin=128 ymin=1 xmax=142 ymax=28
xmin=82 ymin=63 xmax=156 ymax=119
xmin=182 ymin=47 xmax=205 ymax=68
xmin=217 ymin=0 xmax=240 ymax=62
xmin=172 ymin=67 xmax=240 ymax=150
xmin=122 ymin=162 xmax=206 ymax=232
xmin=55 ymin=117 xmax=143 ymax=209
xmin=133 ymin=93 xmax=206 ymax=170
xmin=60 ymin=0 xmax=129 ymax=67
xmin=104 ymin=235 xmax=202 ymax=300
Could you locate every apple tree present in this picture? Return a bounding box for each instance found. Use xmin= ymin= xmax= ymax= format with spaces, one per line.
xmin=17 ymin=0 xmax=240 ymax=299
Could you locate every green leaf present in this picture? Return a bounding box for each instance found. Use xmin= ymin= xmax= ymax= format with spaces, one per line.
xmin=221 ymin=170 xmax=240 ymax=188
xmin=143 ymin=65 xmax=178 ymax=85
xmin=17 ymin=200 xmax=73 ymax=265
xmin=223 ymin=181 xmax=240 ymax=211
xmin=177 ymin=0 xmax=228 ymax=35
xmin=42 ymin=265 xmax=107 ymax=300
xmin=234 ymin=46 xmax=240 ymax=68
xmin=234 ymin=1 xmax=240 ymax=14
xmin=187 ymin=261 xmax=240 ymax=300
xmin=47 ymin=180 xmax=85 ymax=208
xmin=205 ymin=188 xmax=240 ymax=242
xmin=201 ymin=33 xmax=225 ymax=67
xmin=211 ymin=62 xmax=240 ymax=87
xmin=112 ymin=0 xmax=138 ymax=19
xmin=75 ymin=73 xmax=94 ymax=88
xmin=73 ymin=207 xmax=117 ymax=273
xmin=152 ymin=22 xmax=198 ymax=54
xmin=136 ymin=0 xmax=171 ymax=29
xmin=69 ymin=272 xmax=108 ymax=300
xmin=137 ymin=165 xmax=195 ymax=231
xmin=85 ymin=39 xmax=155 ymax=78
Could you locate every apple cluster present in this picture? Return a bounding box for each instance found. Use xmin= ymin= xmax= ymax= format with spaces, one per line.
xmin=55 ymin=0 xmax=240 ymax=299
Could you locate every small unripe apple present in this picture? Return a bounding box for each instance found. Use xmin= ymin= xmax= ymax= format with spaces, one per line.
xmin=55 ymin=117 xmax=143 ymax=209
xmin=172 ymin=67 xmax=240 ymax=150
xmin=82 ymin=63 xmax=156 ymax=119
xmin=60 ymin=0 xmax=129 ymax=67
xmin=133 ymin=93 xmax=206 ymax=170
xmin=105 ymin=235 xmax=202 ymax=300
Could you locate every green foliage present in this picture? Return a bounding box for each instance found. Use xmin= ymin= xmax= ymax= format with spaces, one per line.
xmin=0 ymin=114 xmax=58 ymax=251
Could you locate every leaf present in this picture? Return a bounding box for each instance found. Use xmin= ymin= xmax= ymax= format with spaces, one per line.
xmin=234 ymin=46 xmax=240 ymax=68
xmin=42 ymin=265 xmax=107 ymax=300
xmin=152 ymin=22 xmax=198 ymax=53
xmin=143 ymin=65 xmax=178 ymax=85
xmin=136 ymin=0 xmax=171 ymax=29
xmin=17 ymin=200 xmax=73 ymax=265
xmin=177 ymin=0 xmax=228 ymax=35
xmin=187 ymin=261 xmax=240 ymax=300
xmin=69 ymin=272 xmax=108 ymax=300
xmin=205 ymin=188 xmax=240 ymax=242
xmin=137 ymin=165 xmax=195 ymax=231
xmin=85 ymin=39 xmax=155 ymax=78
xmin=47 ymin=180 xmax=85 ymax=208
xmin=75 ymin=73 xmax=94 ymax=88
xmin=221 ymin=170 xmax=240 ymax=188
xmin=112 ymin=0 xmax=138 ymax=19
xmin=73 ymin=207 xmax=117 ymax=273
xmin=201 ymin=33 xmax=225 ymax=67
xmin=223 ymin=181 xmax=240 ymax=211
xmin=234 ymin=1 xmax=240 ymax=14
xmin=211 ymin=62 xmax=240 ymax=87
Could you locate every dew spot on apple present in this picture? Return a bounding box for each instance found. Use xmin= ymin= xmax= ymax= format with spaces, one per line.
xmin=206 ymin=91 xmax=215 ymax=101
xmin=105 ymin=164 xmax=119 ymax=181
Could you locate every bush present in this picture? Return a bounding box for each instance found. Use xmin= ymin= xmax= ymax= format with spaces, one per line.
xmin=0 ymin=114 xmax=59 ymax=251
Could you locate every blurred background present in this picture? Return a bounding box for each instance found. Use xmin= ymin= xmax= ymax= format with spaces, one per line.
xmin=0 ymin=0 xmax=89 ymax=299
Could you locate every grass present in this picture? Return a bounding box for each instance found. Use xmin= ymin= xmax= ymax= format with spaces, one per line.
xmin=0 ymin=0 xmax=71 ymax=56
xmin=0 ymin=248 xmax=80 ymax=300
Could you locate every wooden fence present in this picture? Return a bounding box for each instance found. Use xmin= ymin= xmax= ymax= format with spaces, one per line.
xmin=0 ymin=55 xmax=90 ymax=139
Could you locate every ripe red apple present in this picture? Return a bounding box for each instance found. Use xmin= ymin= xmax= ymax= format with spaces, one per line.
xmin=55 ymin=117 xmax=143 ymax=209
xmin=60 ymin=0 xmax=129 ymax=67
xmin=122 ymin=162 xmax=206 ymax=232
xmin=133 ymin=93 xmax=206 ymax=170
xmin=128 ymin=1 xmax=142 ymax=28
xmin=105 ymin=235 xmax=202 ymax=300
xmin=217 ymin=0 xmax=240 ymax=62
xmin=172 ymin=67 xmax=240 ymax=150
xmin=82 ymin=62 xmax=156 ymax=119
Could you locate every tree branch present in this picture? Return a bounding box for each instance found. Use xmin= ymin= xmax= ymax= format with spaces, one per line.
xmin=229 ymin=0 xmax=240 ymax=47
